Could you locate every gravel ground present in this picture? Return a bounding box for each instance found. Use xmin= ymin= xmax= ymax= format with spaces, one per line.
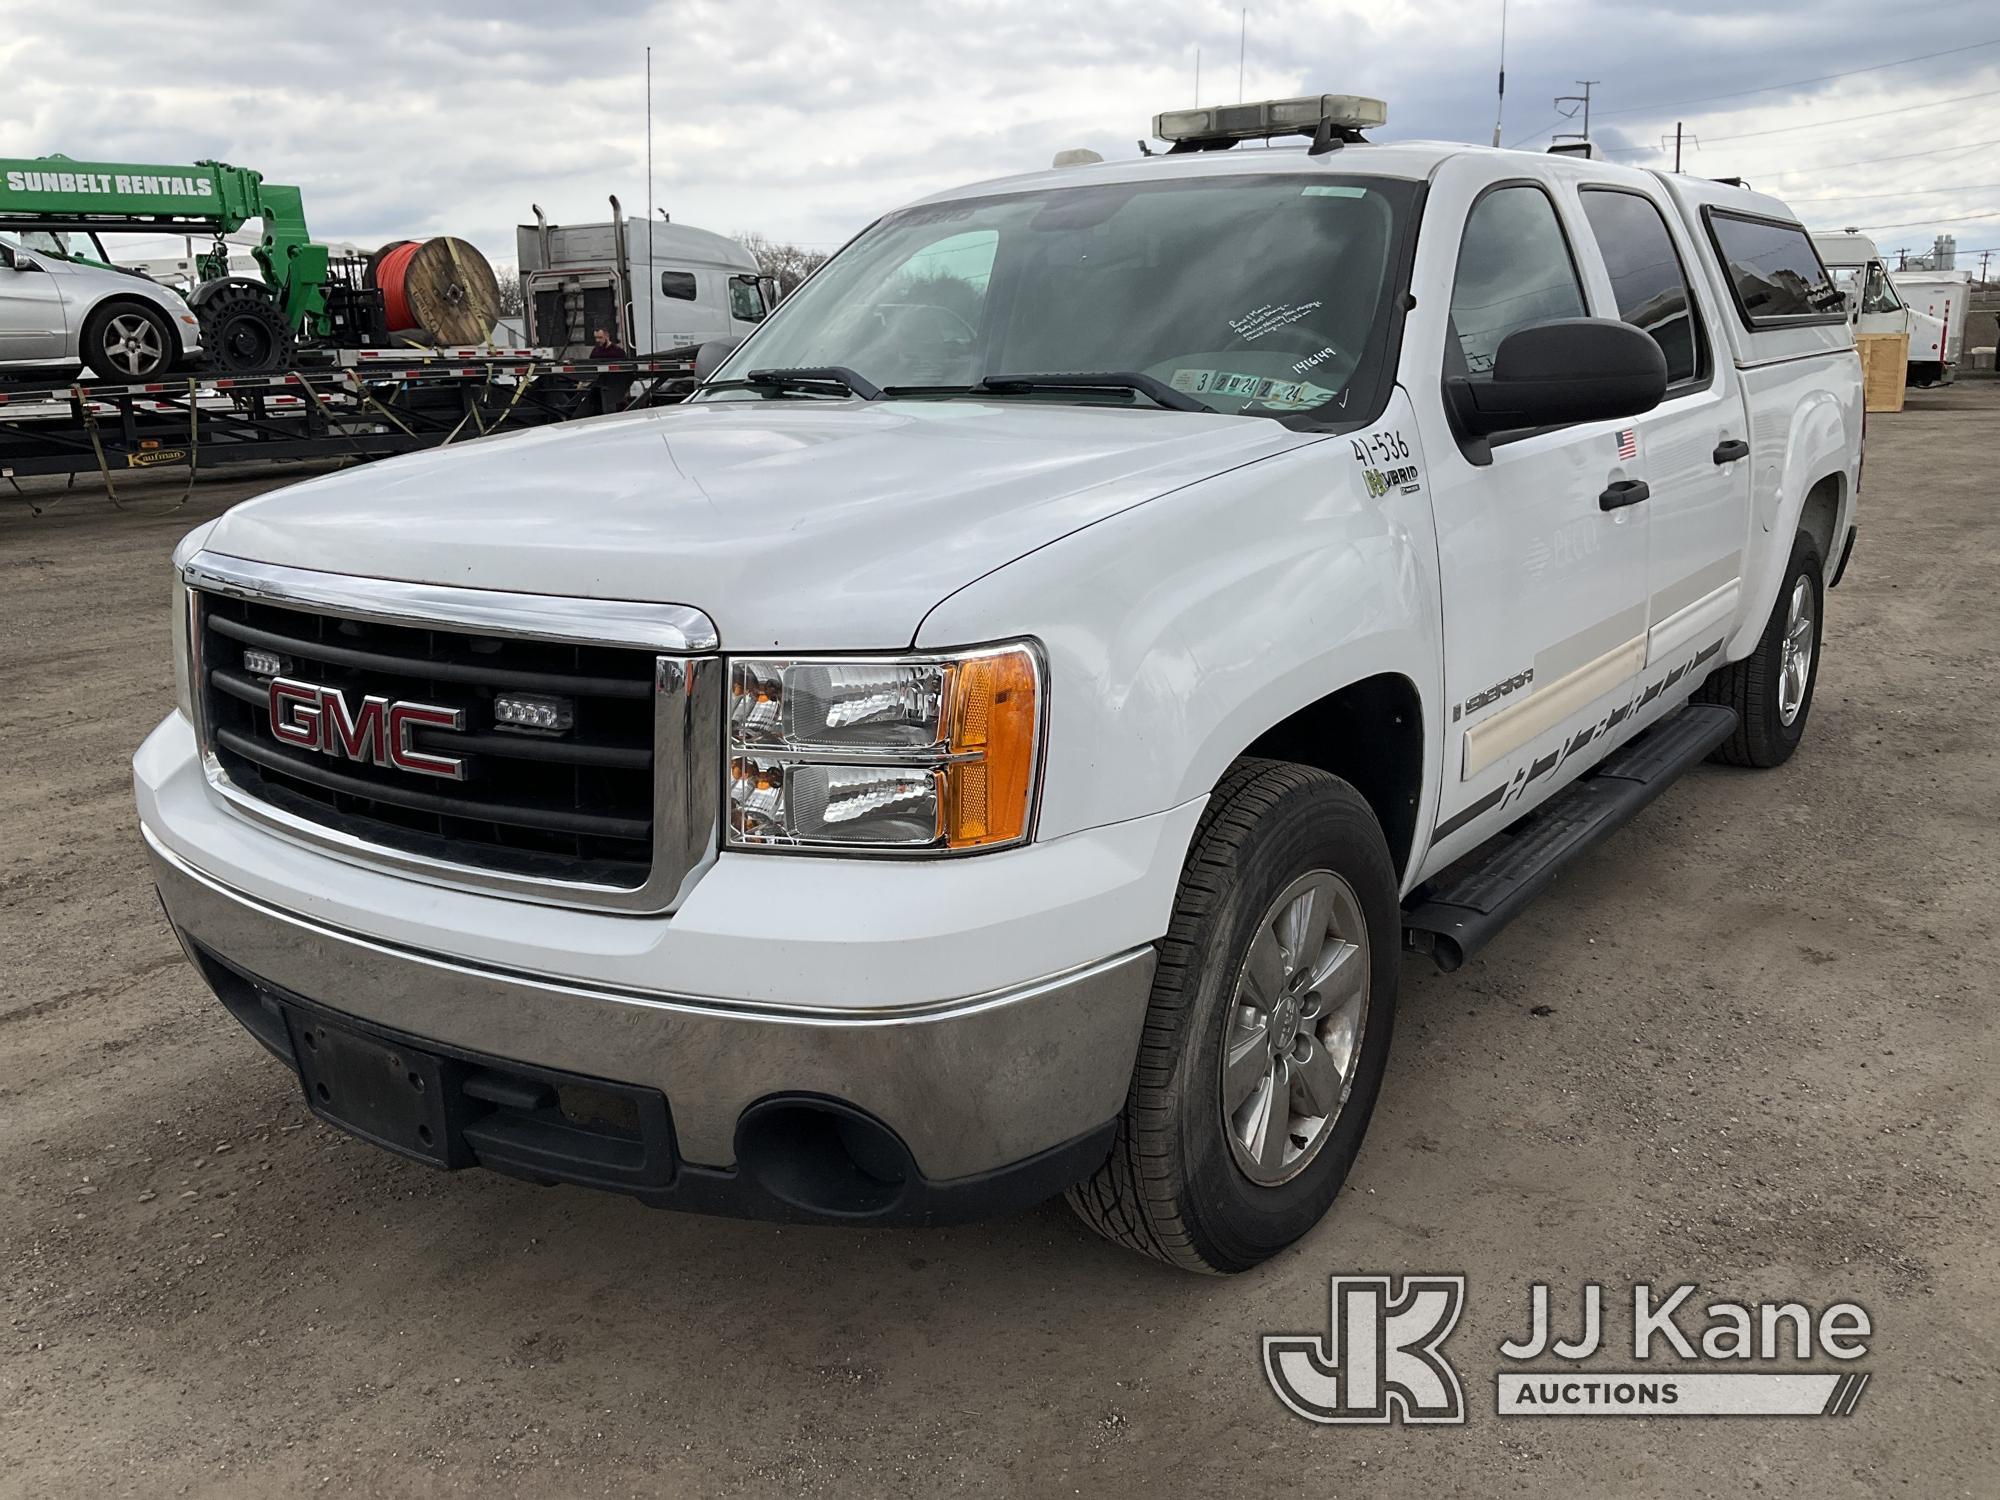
xmin=2 ymin=388 xmax=1995 ymax=1496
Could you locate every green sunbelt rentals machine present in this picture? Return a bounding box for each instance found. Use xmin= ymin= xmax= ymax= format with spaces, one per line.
xmin=0 ymin=154 xmax=356 ymax=372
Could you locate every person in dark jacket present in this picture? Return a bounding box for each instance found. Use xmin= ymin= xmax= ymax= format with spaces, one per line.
xmin=590 ymin=326 xmax=628 ymax=359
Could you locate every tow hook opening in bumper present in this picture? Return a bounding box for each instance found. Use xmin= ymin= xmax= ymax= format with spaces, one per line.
xmin=734 ymin=1098 xmax=915 ymax=1219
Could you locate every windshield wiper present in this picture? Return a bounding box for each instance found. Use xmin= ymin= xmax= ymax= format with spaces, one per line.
xmin=736 ymin=366 xmax=883 ymax=400
xmin=973 ymin=371 xmax=1213 ymax=414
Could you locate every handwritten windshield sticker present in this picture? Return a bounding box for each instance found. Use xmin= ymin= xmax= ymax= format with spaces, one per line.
xmin=1292 ymin=346 xmax=1338 ymax=375
xmin=1169 ymin=368 xmax=1334 ymax=408
xmin=1228 ymin=301 xmax=1325 ymax=342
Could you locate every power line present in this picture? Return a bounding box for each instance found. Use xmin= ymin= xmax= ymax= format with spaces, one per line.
xmin=1504 ymin=38 xmax=2000 ymax=151
xmin=1758 ymin=136 xmax=2000 ymax=176
xmin=1506 ymin=116 xmax=1567 ymax=149
xmin=1623 ymin=132 xmax=2000 ymax=174
xmin=1595 ymin=37 xmax=2000 ymax=117
xmin=1837 ymin=208 xmax=2000 ymax=231
xmin=1782 ymin=181 xmax=2000 ymax=202
xmin=1600 ymin=87 xmax=2000 ymax=154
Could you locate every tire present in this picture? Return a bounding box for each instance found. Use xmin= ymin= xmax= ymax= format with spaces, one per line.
xmin=1067 ymin=758 xmax=1400 ymax=1273
xmin=80 ymin=301 xmax=174 ymax=382
xmin=1694 ymin=531 xmax=1823 ymax=768
xmin=196 ymin=285 xmax=295 ymax=374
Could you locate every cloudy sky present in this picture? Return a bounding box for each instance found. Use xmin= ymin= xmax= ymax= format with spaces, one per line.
xmin=3 ymin=0 xmax=1996 ymax=270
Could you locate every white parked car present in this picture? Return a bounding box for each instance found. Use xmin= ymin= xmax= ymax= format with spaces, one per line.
xmin=136 ymin=97 xmax=1862 ymax=1272
xmin=0 ymin=232 xmax=204 ymax=381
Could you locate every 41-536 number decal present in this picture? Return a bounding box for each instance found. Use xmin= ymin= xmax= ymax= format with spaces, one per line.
xmin=1352 ymin=429 xmax=1411 ymax=465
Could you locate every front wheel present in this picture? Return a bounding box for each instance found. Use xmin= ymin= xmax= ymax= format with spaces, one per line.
xmin=1695 ymin=531 xmax=1824 ymax=767
xmin=1067 ymin=759 xmax=1399 ymax=1273
xmin=81 ymin=302 xmax=174 ymax=381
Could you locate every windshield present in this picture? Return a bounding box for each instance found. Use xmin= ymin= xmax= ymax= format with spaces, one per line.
xmin=705 ymin=172 xmax=1417 ymax=421
xmin=13 ymin=230 xmax=72 ymax=258
xmin=1828 ymin=262 xmax=1902 ymax=315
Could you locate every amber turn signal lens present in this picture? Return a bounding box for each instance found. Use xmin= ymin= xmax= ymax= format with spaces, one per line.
xmin=943 ymin=646 xmax=1039 ymax=848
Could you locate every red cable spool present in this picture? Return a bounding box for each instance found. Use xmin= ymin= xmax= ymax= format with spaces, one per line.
xmin=372 ymin=240 xmax=424 ymax=332
xmin=366 ymin=237 xmax=500 ymax=345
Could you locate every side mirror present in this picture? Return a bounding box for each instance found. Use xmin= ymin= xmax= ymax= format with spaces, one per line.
xmin=1448 ymin=317 xmax=1667 ymax=437
xmin=694 ymin=336 xmax=744 ymax=383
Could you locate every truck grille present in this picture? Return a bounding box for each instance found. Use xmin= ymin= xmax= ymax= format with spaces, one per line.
xmin=197 ymin=592 xmax=664 ymax=889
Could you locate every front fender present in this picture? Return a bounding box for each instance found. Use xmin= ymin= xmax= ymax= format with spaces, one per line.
xmin=915 ymin=433 xmax=1443 ymax=849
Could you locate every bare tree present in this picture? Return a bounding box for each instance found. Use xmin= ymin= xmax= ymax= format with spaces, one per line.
xmin=736 ymin=231 xmax=830 ymax=298
xmin=494 ymin=271 xmax=525 ymax=319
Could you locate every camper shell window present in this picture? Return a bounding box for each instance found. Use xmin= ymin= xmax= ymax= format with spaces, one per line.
xmin=1703 ymin=210 xmax=1844 ymax=329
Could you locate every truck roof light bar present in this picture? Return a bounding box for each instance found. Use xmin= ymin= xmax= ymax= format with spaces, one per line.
xmin=1153 ymin=95 xmax=1387 ymax=154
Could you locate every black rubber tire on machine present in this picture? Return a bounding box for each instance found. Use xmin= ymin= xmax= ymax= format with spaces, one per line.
xmin=197 ymin=284 xmax=296 ymax=374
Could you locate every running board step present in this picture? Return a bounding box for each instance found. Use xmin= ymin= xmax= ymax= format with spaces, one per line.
xmin=1403 ymin=703 xmax=1738 ymax=972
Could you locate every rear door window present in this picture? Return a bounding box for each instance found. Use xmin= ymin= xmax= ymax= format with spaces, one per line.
xmin=1580 ymin=188 xmax=1706 ymax=387
xmin=1705 ymin=212 xmax=1842 ymax=327
xmin=1448 ymin=185 xmax=1587 ymax=375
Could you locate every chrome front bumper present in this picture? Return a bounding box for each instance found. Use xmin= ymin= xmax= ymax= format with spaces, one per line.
xmin=146 ymin=828 xmax=1155 ymax=1187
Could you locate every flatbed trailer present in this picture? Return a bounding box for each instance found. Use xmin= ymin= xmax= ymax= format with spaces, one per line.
xmin=0 ymin=351 xmax=695 ymax=495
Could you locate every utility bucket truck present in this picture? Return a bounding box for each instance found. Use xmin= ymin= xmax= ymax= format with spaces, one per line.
xmin=1812 ymin=232 xmax=1951 ymax=386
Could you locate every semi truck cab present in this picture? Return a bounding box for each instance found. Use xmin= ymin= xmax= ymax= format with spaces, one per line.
xmin=518 ymin=212 xmax=772 ymax=357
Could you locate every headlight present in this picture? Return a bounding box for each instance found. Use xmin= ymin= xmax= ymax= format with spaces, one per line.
xmin=727 ymin=642 xmax=1042 ymax=853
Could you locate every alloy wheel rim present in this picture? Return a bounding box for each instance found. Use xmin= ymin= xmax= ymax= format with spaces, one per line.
xmin=1220 ymin=869 xmax=1370 ymax=1186
xmin=1778 ymin=576 xmax=1815 ymax=726
xmin=106 ymin=313 xmax=165 ymax=377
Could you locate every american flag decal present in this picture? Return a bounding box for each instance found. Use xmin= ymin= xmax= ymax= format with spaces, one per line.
xmin=1616 ymin=428 xmax=1638 ymax=460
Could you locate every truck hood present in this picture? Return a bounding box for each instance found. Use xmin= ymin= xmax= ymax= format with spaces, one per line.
xmin=201 ymin=398 xmax=1319 ymax=648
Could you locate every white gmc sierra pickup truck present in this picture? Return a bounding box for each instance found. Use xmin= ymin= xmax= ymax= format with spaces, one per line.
xmin=136 ymin=97 xmax=1863 ymax=1272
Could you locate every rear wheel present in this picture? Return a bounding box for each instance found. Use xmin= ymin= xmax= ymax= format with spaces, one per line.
xmin=81 ymin=301 xmax=174 ymax=381
xmin=1695 ymin=530 xmax=1823 ymax=767
xmin=1066 ymin=759 xmax=1399 ymax=1273
xmin=197 ymin=285 xmax=295 ymax=374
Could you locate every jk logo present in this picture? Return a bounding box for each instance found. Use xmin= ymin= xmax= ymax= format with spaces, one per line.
xmin=1264 ymin=1275 xmax=1467 ymax=1424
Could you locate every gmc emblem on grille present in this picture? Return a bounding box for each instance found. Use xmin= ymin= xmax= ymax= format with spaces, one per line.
xmin=267 ymin=677 xmax=467 ymax=781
